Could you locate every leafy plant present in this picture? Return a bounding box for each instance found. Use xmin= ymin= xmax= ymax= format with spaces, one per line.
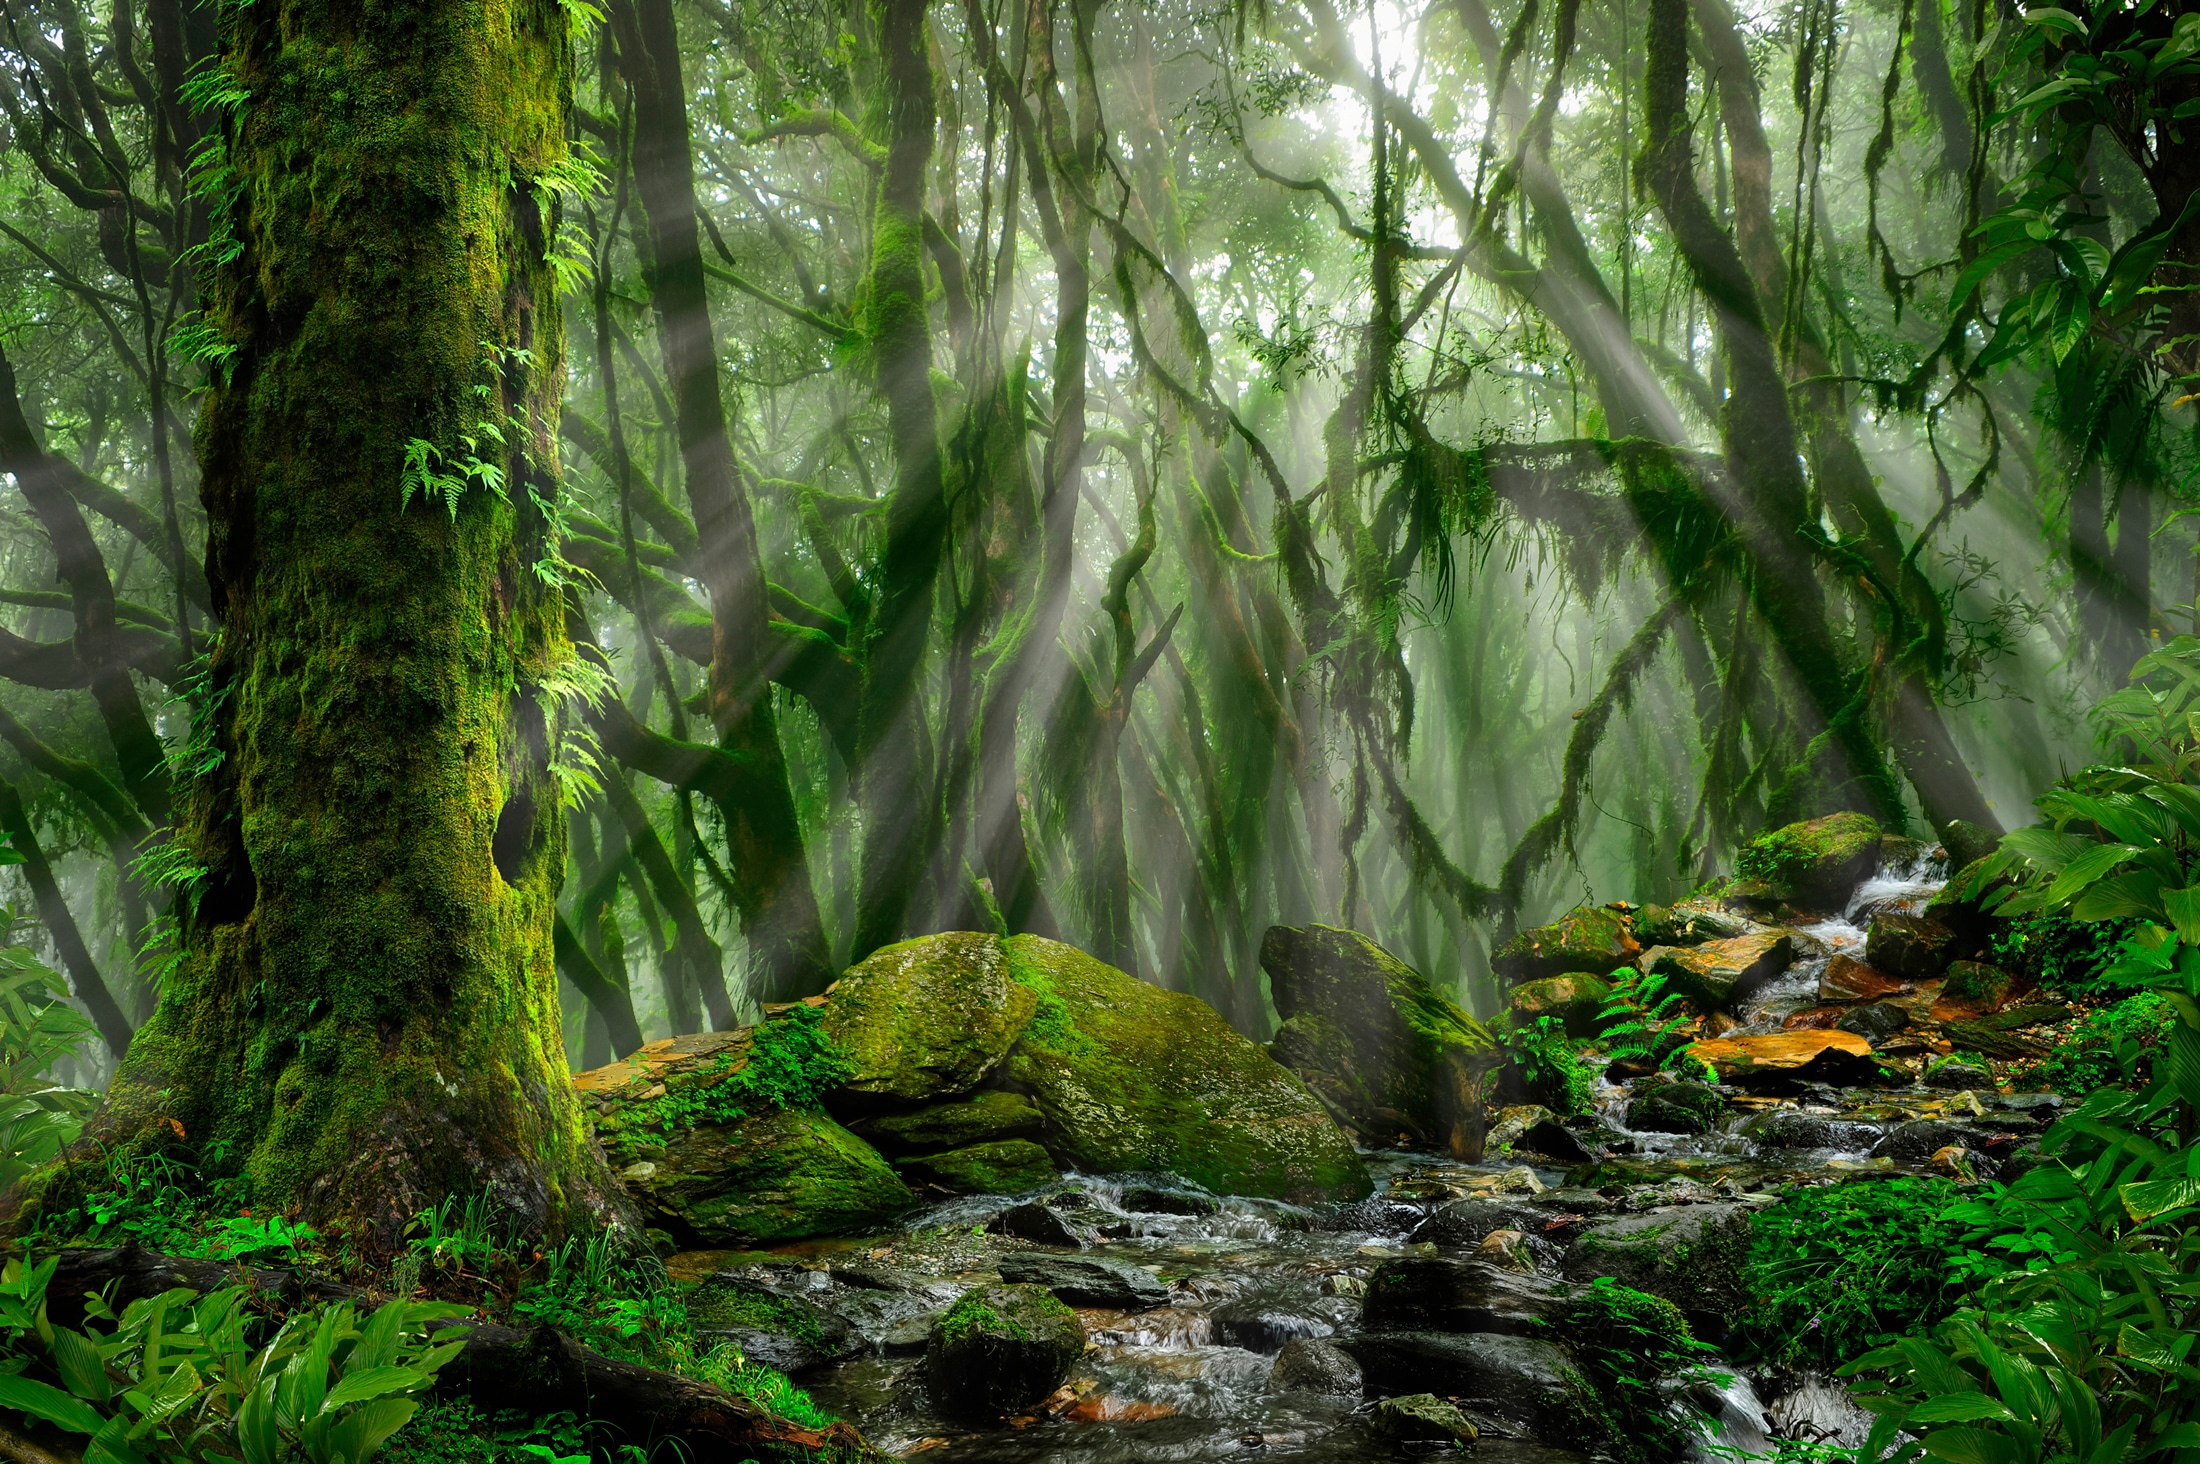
xmin=1596 ymin=966 xmax=1695 ymax=1071
xmin=1729 ymin=1178 xmax=1966 ymax=1369
xmin=1501 ymin=1013 xmax=1594 ymax=1116
xmin=1552 ymin=1277 xmax=1722 ymax=1464
xmin=2029 ymin=991 xmax=2176 ymax=1097
xmin=0 ymin=914 xmax=99 ymax=1193
xmin=0 ymin=1256 xmax=468 ymax=1464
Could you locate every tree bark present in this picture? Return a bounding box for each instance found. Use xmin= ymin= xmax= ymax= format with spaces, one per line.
xmin=0 ymin=778 xmax=132 ymax=1058
xmin=5 ymin=0 xmax=628 ymax=1248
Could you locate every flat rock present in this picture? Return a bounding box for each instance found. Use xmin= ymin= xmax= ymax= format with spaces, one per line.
xmin=1010 ymin=934 xmax=1370 ymax=1202
xmin=823 ymin=931 xmax=1038 ymax=1104
xmin=1363 ymin=1256 xmax=1567 ymax=1335
xmin=1117 ymin=1184 xmax=1218 ymax=1216
xmin=895 ymin=1138 xmax=1058 ymax=1195
xmin=998 ymin=1252 xmax=1171 ymax=1311
xmin=1492 ymin=906 xmax=1642 ymax=985
xmin=1683 ymin=1030 xmax=1877 ymax=1088
xmin=1820 ymin=953 xmax=1910 ymax=1002
xmin=852 ymin=1089 xmax=1046 ymax=1153
xmin=687 ymin=1273 xmax=861 ymax=1374
xmin=1646 ymin=931 xmax=1795 ymax=1011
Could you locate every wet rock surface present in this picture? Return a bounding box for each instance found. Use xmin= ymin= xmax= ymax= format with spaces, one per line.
xmin=648 ymin=846 xmax=2074 ymax=1462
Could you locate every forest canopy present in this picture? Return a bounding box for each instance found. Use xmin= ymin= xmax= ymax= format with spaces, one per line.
xmin=0 ymin=0 xmax=2191 ymax=1076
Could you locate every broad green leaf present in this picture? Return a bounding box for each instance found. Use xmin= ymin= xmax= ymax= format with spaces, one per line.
xmin=1910 ymin=1395 xmax=2023 ymax=1424
xmin=0 ymin=1373 xmax=107 ymax=1434
xmin=237 ymin=1377 xmax=281 ymax=1464
xmin=321 ymin=1367 xmax=425 ymax=1411
xmin=1922 ymin=1425 xmax=2028 ymax=1464
xmin=2120 ymin=1173 xmax=2200 ymax=1222
xmin=324 ymin=1398 xmax=418 ymax=1464
xmin=49 ymin=1327 xmax=112 ymax=1405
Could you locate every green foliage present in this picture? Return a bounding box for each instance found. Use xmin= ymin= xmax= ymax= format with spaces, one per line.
xmin=1005 ymin=951 xmax=1094 ymax=1054
xmin=1846 ymin=1104 xmax=2200 ymax=1464
xmin=1993 ymin=914 xmax=2148 ymax=996
xmin=0 ymin=1256 xmax=466 ymax=1464
xmin=1730 ymin=1178 xmax=1966 ymax=1369
xmin=1501 ymin=1013 xmax=1594 ymax=1116
xmin=0 ymin=920 xmax=98 ymax=1194
xmin=934 ymin=1294 xmax=1023 ymax=1348
xmin=30 ymin=1146 xmax=322 ymax=1264
xmin=2031 ymin=992 xmax=2176 ymax=1097
xmin=627 ymin=1007 xmax=855 ymax=1138
xmin=1596 ymin=967 xmax=1696 ymax=1071
xmin=1553 ymin=1277 xmax=1720 ymax=1464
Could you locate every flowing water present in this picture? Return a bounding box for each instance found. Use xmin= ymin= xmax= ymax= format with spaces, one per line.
xmin=697 ymin=856 xmax=2015 ymax=1462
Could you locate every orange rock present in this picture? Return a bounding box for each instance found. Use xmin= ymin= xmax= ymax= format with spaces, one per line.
xmin=1820 ymin=953 xmax=1910 ymax=1002
xmin=1782 ymin=1006 xmax=1845 ymax=1031
xmin=1684 ymin=1029 xmax=1876 ymax=1085
xmin=1064 ymin=1396 xmax=1178 ymax=1423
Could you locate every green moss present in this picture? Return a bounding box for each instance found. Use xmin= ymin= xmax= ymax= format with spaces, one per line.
xmin=1734 ymin=812 xmax=1881 ymax=905
xmin=894 ymin=1138 xmax=1057 ymax=1194
xmin=1003 ymin=934 xmax=1371 ymax=1203
xmin=937 ymin=1294 xmax=1027 ymax=1348
xmin=620 ymin=1008 xmax=855 ymax=1138
xmin=622 ymin=1106 xmax=913 ymax=1246
xmin=821 ymin=931 xmax=1039 ymax=1102
xmin=689 ymin=1288 xmax=829 ymax=1350
xmin=1549 ymin=1277 xmax=1716 ymax=1464
xmin=1004 ymin=947 xmax=1096 ymax=1054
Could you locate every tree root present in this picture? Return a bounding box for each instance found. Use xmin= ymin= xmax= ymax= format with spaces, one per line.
xmin=33 ymin=1247 xmax=884 ymax=1464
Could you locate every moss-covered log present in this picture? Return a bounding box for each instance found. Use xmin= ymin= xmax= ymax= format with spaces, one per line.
xmin=3 ymin=0 xmax=626 ymax=1247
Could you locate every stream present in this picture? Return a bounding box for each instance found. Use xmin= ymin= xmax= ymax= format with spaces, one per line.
xmin=674 ymin=856 xmax=2033 ymax=1462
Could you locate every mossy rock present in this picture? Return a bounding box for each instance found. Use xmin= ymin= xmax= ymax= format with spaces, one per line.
xmin=926 ymin=1283 xmax=1085 ymax=1420
xmin=1259 ymin=924 xmax=1499 ymax=1155
xmin=895 ymin=1138 xmax=1058 ymax=1195
xmin=1491 ymin=906 xmax=1641 ymax=985
xmin=1866 ymin=913 xmax=1959 ymax=981
xmin=1735 ymin=812 xmax=1882 ymax=910
xmin=1623 ymin=1082 xmax=1725 ymax=1135
xmin=821 ymin=931 xmax=1038 ymax=1104
xmin=619 ymin=1106 xmax=914 ymax=1246
xmin=1643 ymin=931 xmax=1795 ymax=1011
xmin=852 ymin=1089 xmax=1045 ymax=1154
xmin=686 ymin=1273 xmax=860 ymax=1373
xmin=1942 ymin=959 xmax=2013 ymax=1013
xmin=1005 ymin=934 xmax=1371 ymax=1203
xmin=1560 ymin=1203 xmax=1756 ymax=1327
xmin=1508 ymin=972 xmax=1613 ymax=1037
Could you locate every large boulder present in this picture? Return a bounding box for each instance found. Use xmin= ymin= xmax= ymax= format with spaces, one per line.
xmin=616 ymin=1106 xmax=915 ymax=1246
xmin=1004 ymin=934 xmax=1370 ymax=1202
xmin=1643 ymin=931 xmax=1795 ymax=1010
xmin=1624 ymin=1081 xmax=1726 ymax=1135
xmin=925 ymin=1284 xmax=1085 ymax=1419
xmin=1260 ymin=924 xmax=1501 ymax=1160
xmin=1735 ymin=813 xmax=1881 ymax=910
xmin=1819 ymin=953 xmax=1909 ymax=1002
xmin=822 ymin=931 xmax=1039 ymax=1104
xmin=1271 ymin=1337 xmax=1363 ymax=1398
xmin=1492 ymin=906 xmax=1641 ymax=985
xmin=1562 ymin=1203 xmax=1756 ymax=1331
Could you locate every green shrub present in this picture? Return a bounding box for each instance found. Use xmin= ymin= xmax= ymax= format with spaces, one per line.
xmin=1501 ymin=1013 xmax=1595 ymax=1115
xmin=1552 ymin=1277 xmax=1720 ymax=1464
xmin=2029 ymin=991 xmax=2174 ymax=1096
xmin=1728 ymin=1177 xmax=1965 ymax=1369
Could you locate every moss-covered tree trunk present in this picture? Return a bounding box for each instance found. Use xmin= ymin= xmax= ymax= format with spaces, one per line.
xmin=9 ymin=0 xmax=627 ymax=1246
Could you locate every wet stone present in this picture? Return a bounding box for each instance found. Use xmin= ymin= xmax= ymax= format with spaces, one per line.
xmin=1117 ymin=1183 xmax=1220 ymax=1215
xmin=925 ymin=1283 xmax=1085 ymax=1420
xmin=1317 ymin=1193 xmax=1430 ymax=1236
xmin=1872 ymin=1118 xmax=1999 ymax=1164
xmin=995 ymin=1201 xmax=1082 ymax=1248
xmin=1820 ymin=953 xmax=1911 ymax=1002
xmin=1409 ymin=1197 xmax=1557 ymax=1249
xmin=1210 ymin=1298 xmax=1337 ymax=1353
xmin=1271 ymin=1336 xmax=1363 ymax=1399
xmin=997 ymin=1251 xmax=1171 ymax=1311
xmin=1625 ymin=1081 xmax=1727 ymax=1135
xmin=1740 ymin=1108 xmax=1882 ymax=1151
xmin=1925 ymin=1060 xmax=1993 ymax=1090
xmin=1865 ymin=913 xmax=1959 ymax=982
xmin=1837 ymin=1001 xmax=1910 ymax=1040
xmin=1340 ymin=1332 xmax=1578 ymax=1438
xmin=1371 ymin=1393 xmax=1479 ymax=1445
xmin=1363 ymin=1255 xmax=1568 ymax=1335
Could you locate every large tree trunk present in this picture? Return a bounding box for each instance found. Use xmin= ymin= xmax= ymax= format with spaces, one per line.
xmin=3 ymin=0 xmax=626 ymax=1247
xmin=612 ymin=0 xmax=834 ymax=1004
